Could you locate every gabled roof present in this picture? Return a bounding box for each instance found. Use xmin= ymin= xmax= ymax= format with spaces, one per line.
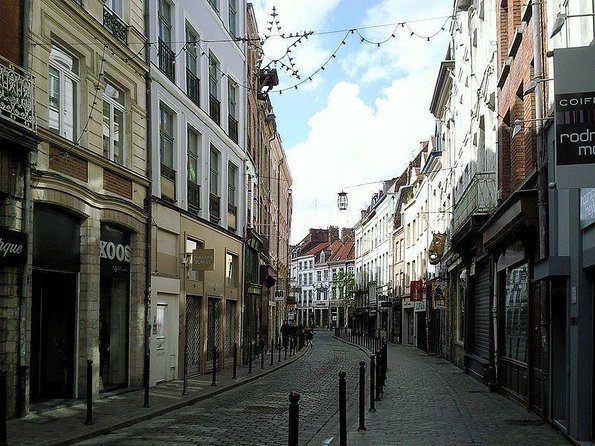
xmin=304 ymin=242 xmax=330 ymax=257
xmin=329 ymin=239 xmax=354 ymax=262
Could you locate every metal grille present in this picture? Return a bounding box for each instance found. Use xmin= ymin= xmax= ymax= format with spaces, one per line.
xmin=225 ymin=301 xmax=237 ymax=358
xmin=185 ymin=296 xmax=201 ymax=374
xmin=207 ymin=298 xmax=221 ymax=362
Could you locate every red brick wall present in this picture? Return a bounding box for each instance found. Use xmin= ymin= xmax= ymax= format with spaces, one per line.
xmin=104 ymin=169 xmax=132 ymax=199
xmin=49 ymin=146 xmax=88 ymax=182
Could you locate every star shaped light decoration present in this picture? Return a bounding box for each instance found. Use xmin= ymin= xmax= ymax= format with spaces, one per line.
xmin=260 ymin=6 xmax=313 ymax=81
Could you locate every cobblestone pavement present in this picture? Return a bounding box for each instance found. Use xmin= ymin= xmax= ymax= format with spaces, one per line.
xmin=76 ymin=331 xmax=368 ymax=445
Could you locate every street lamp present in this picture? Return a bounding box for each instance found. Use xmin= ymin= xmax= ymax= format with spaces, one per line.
xmin=510 ymin=117 xmax=552 ymax=139
xmin=550 ymin=12 xmax=595 ymax=38
xmin=337 ymin=191 xmax=348 ymax=210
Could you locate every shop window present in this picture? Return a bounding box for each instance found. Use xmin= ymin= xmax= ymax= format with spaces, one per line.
xmin=503 ymin=263 xmax=529 ymax=362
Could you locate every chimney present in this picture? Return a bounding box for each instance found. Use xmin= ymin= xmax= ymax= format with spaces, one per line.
xmin=328 ymin=226 xmax=339 ymax=243
xmin=341 ymin=228 xmax=354 ymax=241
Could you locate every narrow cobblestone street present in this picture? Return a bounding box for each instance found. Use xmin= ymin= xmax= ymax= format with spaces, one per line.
xmin=69 ymin=331 xmax=569 ymax=446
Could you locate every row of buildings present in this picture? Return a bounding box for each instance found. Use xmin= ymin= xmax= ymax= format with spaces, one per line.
xmin=0 ymin=0 xmax=292 ymax=418
xmin=346 ymin=0 xmax=595 ymax=443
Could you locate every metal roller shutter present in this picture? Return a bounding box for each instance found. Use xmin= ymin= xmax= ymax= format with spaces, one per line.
xmin=472 ymin=261 xmax=490 ymax=359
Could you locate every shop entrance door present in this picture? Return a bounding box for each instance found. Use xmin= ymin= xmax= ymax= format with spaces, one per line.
xmin=416 ymin=311 xmax=427 ymax=352
xmin=154 ymin=303 xmax=168 ymax=383
xmin=31 ymin=270 xmax=76 ymax=400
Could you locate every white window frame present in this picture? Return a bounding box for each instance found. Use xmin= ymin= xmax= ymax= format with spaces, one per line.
xmin=102 ymin=82 xmax=125 ymax=165
xmin=105 ymin=0 xmax=123 ymax=17
xmin=49 ymin=46 xmax=79 ymax=141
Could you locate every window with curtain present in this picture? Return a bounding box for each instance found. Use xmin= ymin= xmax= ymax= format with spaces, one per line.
xmin=102 ymin=82 xmax=125 ymax=165
xmin=49 ymin=46 xmax=79 ymax=141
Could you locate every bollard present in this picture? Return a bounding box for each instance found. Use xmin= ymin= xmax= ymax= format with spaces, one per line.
xmin=85 ymin=359 xmax=93 ymax=425
xmin=182 ymin=343 xmax=189 ymax=395
xmin=284 ymin=345 xmax=287 ymax=360
xmin=233 ymin=343 xmax=238 ymax=379
xmin=212 ymin=346 xmax=217 ymax=386
xmin=382 ymin=340 xmax=388 ymax=384
xmin=0 ymin=370 xmax=6 ymax=445
xmin=376 ymin=349 xmax=382 ymax=400
xmin=369 ymin=354 xmax=376 ymax=412
xmin=278 ymin=336 xmax=282 ymax=363
xmin=339 ymin=371 xmax=347 ymax=446
xmin=288 ymin=391 xmax=300 ymax=446
xmin=270 ymin=340 xmax=274 ymax=365
xmin=261 ymin=341 xmax=265 ymax=369
xmin=358 ymin=361 xmax=367 ymax=431
xmin=248 ymin=342 xmax=253 ymax=374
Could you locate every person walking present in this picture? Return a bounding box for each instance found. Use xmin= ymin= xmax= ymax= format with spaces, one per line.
xmin=305 ymin=327 xmax=314 ymax=347
xmin=281 ymin=320 xmax=290 ymax=351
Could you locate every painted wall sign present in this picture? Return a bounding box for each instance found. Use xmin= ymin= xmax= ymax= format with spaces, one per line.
xmin=0 ymin=228 xmax=27 ymax=265
xmin=100 ymin=225 xmax=130 ymax=276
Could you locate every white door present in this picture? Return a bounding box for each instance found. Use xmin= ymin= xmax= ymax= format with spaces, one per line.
xmin=154 ymin=303 xmax=168 ymax=383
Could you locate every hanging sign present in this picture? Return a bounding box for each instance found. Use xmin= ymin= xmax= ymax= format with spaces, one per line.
xmin=0 ymin=228 xmax=27 ymax=265
xmin=192 ymin=248 xmax=214 ymax=271
xmin=410 ymin=280 xmax=424 ymax=301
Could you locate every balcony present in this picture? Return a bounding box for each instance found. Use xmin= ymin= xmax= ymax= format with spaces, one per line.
xmin=186 ymin=69 xmax=200 ymax=107
xmin=158 ymin=38 xmax=175 ymax=82
xmin=209 ymin=193 xmax=220 ymax=223
xmin=187 ymin=181 xmax=200 ymax=213
xmin=452 ymin=171 xmax=497 ymax=236
xmin=0 ymin=55 xmax=36 ymax=132
xmin=228 ymin=115 xmax=238 ymax=143
xmin=103 ymin=5 xmax=128 ymax=44
xmin=209 ymin=94 xmax=220 ymax=125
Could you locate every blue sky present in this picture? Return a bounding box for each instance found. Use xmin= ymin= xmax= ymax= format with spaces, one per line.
xmin=252 ymin=1 xmax=453 ymax=243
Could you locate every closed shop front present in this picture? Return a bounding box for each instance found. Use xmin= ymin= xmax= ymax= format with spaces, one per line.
xmin=466 ymin=259 xmax=491 ymax=384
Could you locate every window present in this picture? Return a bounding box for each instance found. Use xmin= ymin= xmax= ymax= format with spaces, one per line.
xmin=227 ymin=162 xmax=237 ymax=230
xmin=228 ymin=80 xmax=238 ymax=143
xmin=228 ymin=0 xmax=238 ymax=37
xmin=209 ymin=146 xmax=220 ymax=222
xmin=158 ymin=0 xmax=174 ymax=81
xmin=49 ymin=46 xmax=79 ymax=141
xmin=208 ymin=0 xmax=219 ymax=12
xmin=186 ymin=238 xmax=204 ymax=281
xmin=102 ymin=82 xmax=125 ymax=165
xmin=159 ymin=106 xmax=174 ymax=168
xmin=208 ymin=53 xmax=220 ymax=124
xmin=226 ymin=252 xmax=238 ymax=287
xmin=503 ymin=264 xmax=529 ymax=362
xmin=187 ymin=127 xmax=200 ymax=211
xmin=159 ymin=105 xmax=175 ymax=200
xmin=317 ymin=271 xmax=321 ymax=282
xmin=185 ymin=26 xmax=200 ymax=106
xmin=105 ymin=0 xmax=122 ymax=16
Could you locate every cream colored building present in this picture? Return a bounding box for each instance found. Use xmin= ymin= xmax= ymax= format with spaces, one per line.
xmin=28 ymin=0 xmax=149 ymax=408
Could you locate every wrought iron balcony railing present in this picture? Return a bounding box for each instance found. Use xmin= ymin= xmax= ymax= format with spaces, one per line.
xmin=187 ymin=181 xmax=200 ymax=213
xmin=452 ymin=171 xmax=497 ymax=233
xmin=0 ymin=55 xmax=36 ymax=132
xmin=209 ymin=193 xmax=220 ymax=223
xmin=186 ymin=69 xmax=200 ymax=107
xmin=103 ymin=5 xmax=128 ymax=44
xmin=228 ymin=115 xmax=238 ymax=143
xmin=209 ymin=94 xmax=220 ymax=125
xmin=158 ymin=38 xmax=175 ymax=82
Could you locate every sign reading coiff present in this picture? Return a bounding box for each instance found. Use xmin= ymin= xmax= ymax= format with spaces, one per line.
xmin=0 ymin=228 xmax=27 ymax=265
xmin=192 ymin=248 xmax=214 ymax=271
xmin=555 ymin=91 xmax=595 ymax=166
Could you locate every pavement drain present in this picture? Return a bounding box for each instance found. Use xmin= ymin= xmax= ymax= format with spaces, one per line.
xmin=242 ymin=405 xmax=287 ymax=415
xmin=505 ymin=419 xmax=545 ymax=426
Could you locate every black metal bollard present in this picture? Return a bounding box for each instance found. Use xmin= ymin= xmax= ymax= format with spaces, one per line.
xmin=85 ymin=359 xmax=93 ymax=425
xmin=278 ymin=337 xmax=282 ymax=363
xmin=212 ymin=346 xmax=217 ymax=386
xmin=233 ymin=343 xmax=238 ymax=379
xmin=0 ymin=370 xmax=7 ymax=445
xmin=288 ymin=391 xmax=300 ymax=446
xmin=248 ymin=342 xmax=253 ymax=374
xmin=271 ymin=339 xmax=274 ymax=365
xmin=284 ymin=345 xmax=287 ymax=360
xmin=369 ymin=355 xmax=376 ymax=412
xmin=383 ymin=340 xmax=388 ymax=384
xmin=183 ymin=343 xmax=189 ymax=395
xmin=339 ymin=371 xmax=347 ymax=446
xmin=376 ymin=349 xmax=382 ymax=400
xmin=358 ymin=361 xmax=367 ymax=431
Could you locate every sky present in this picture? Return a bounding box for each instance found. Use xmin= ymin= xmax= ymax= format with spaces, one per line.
xmin=251 ymin=1 xmax=453 ymax=244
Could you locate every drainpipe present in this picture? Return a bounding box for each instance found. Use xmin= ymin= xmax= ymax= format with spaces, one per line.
xmin=142 ymin=3 xmax=152 ymax=408
xmin=17 ymin=0 xmax=32 ymax=418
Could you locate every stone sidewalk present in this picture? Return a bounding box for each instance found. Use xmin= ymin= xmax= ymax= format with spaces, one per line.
xmin=7 ymin=345 xmax=309 ymax=446
xmin=322 ymin=333 xmax=571 ymax=446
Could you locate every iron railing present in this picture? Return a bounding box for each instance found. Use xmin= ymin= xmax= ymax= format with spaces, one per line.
xmin=452 ymin=171 xmax=497 ymax=233
xmin=187 ymin=181 xmax=200 ymax=212
xmin=186 ymin=69 xmax=200 ymax=106
xmin=103 ymin=5 xmax=128 ymax=44
xmin=209 ymin=94 xmax=220 ymax=125
xmin=0 ymin=55 xmax=36 ymax=132
xmin=228 ymin=115 xmax=238 ymax=143
xmin=158 ymin=38 xmax=175 ymax=82
xmin=209 ymin=193 xmax=220 ymax=222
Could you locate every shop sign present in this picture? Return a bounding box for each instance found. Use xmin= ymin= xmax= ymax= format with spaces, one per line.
xmin=580 ymin=188 xmax=595 ymax=229
xmin=0 ymin=228 xmax=27 ymax=265
xmin=402 ymin=298 xmax=414 ymax=309
xmin=192 ymin=248 xmax=215 ymax=271
xmin=414 ymin=300 xmax=426 ymax=312
xmin=554 ymin=46 xmax=595 ymax=188
xmin=100 ymin=225 xmax=130 ymax=276
xmin=274 ymin=289 xmax=284 ymax=301
xmin=410 ymin=280 xmax=423 ymax=301
xmin=380 ymin=301 xmax=392 ymax=308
